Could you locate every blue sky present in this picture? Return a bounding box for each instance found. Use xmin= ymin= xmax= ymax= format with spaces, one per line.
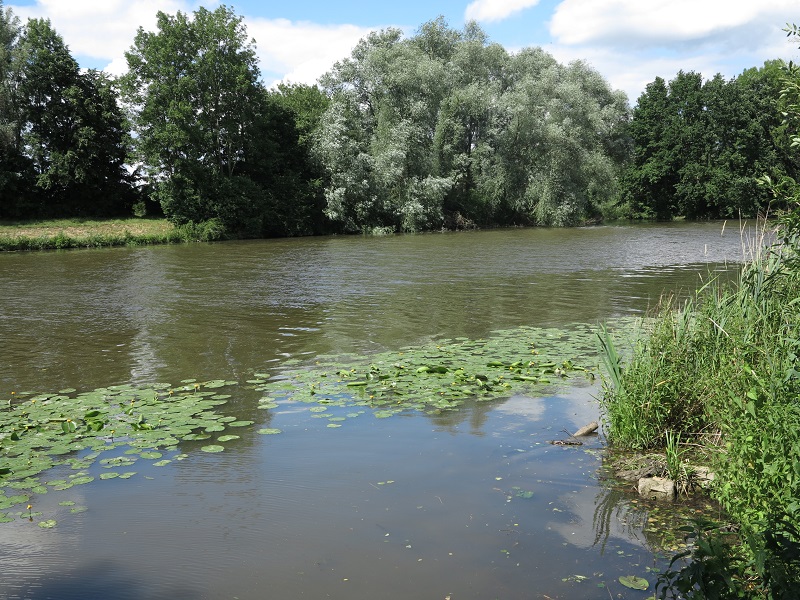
xmin=7 ymin=0 xmax=800 ymax=104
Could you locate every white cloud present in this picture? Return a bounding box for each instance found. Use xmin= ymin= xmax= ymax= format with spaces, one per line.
xmin=8 ymin=0 xmax=199 ymax=62
xmin=465 ymin=0 xmax=541 ymax=23
xmin=544 ymin=0 xmax=800 ymax=102
xmin=550 ymin=0 xmax=796 ymax=47
xmin=246 ymin=18 xmax=375 ymax=86
xmin=6 ymin=1 xmax=373 ymax=86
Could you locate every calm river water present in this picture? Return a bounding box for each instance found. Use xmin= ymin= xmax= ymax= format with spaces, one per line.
xmin=0 ymin=222 xmax=756 ymax=599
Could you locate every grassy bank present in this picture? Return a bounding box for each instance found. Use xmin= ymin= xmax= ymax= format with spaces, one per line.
xmin=0 ymin=217 xmax=224 ymax=251
xmin=599 ymin=220 xmax=800 ymax=596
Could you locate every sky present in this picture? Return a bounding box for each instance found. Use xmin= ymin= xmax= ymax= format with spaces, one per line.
xmin=6 ymin=0 xmax=800 ymax=104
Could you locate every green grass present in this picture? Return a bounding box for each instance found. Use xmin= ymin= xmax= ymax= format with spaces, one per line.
xmin=598 ymin=219 xmax=800 ymax=596
xmin=0 ymin=217 xmax=224 ymax=251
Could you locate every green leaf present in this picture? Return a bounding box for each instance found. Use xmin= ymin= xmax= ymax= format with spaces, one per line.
xmin=618 ymin=575 xmax=648 ymax=590
xmin=257 ymin=428 xmax=282 ymax=435
xmin=201 ymin=445 xmax=225 ymax=452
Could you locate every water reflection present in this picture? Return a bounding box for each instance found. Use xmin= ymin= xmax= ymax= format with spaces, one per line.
xmin=1 ymin=222 xmax=751 ymax=394
xmin=0 ymin=223 xmax=765 ymax=599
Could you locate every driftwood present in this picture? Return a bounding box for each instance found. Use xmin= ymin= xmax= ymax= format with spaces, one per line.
xmin=547 ymin=439 xmax=582 ymax=446
xmin=573 ymin=421 xmax=598 ymax=437
xmin=547 ymin=422 xmax=599 ymax=446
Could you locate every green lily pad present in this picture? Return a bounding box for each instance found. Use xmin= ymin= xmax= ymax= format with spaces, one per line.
xmin=70 ymin=476 xmax=94 ymax=486
xmin=619 ymin=575 xmax=649 ymax=591
xmin=201 ymin=445 xmax=225 ymax=453
xmin=257 ymin=428 xmax=282 ymax=435
xmin=228 ymin=420 xmax=253 ymax=427
xmin=38 ymin=519 xmax=57 ymax=528
xmin=217 ymin=435 xmax=240 ymax=442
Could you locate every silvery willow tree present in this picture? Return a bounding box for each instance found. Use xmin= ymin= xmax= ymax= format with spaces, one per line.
xmin=315 ymin=17 xmax=630 ymax=232
xmin=122 ymin=5 xmax=318 ymax=236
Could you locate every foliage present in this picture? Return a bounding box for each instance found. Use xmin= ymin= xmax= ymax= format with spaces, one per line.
xmin=122 ymin=6 xmax=322 ymax=237
xmin=315 ymin=17 xmax=630 ymax=233
xmin=0 ymin=380 xmax=242 ymax=524
xmin=0 ymin=217 xmax=221 ymax=251
xmin=620 ymin=65 xmax=796 ymax=220
xmin=600 ymin=222 xmax=800 ymax=592
xmin=1 ymin=12 xmax=134 ymax=219
xmin=261 ymin=324 xmax=598 ymax=414
xmin=656 ymin=520 xmax=754 ymax=599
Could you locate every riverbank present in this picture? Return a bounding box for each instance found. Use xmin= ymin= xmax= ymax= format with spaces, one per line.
xmin=598 ymin=218 xmax=800 ymax=595
xmin=0 ymin=217 xmax=223 ymax=251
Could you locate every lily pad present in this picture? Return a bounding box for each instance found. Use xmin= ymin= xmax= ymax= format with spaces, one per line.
xmin=201 ymin=445 xmax=225 ymax=453
xmin=619 ymin=575 xmax=649 ymax=591
xmin=217 ymin=435 xmax=240 ymax=442
xmin=257 ymin=428 xmax=282 ymax=435
xmin=38 ymin=519 xmax=57 ymax=528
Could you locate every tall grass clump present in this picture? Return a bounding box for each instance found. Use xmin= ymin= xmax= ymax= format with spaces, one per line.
xmin=599 ymin=216 xmax=800 ymax=595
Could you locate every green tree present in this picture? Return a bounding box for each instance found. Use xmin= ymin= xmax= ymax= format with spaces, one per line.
xmin=0 ymin=1 xmax=22 ymax=216
xmin=269 ymin=83 xmax=331 ymax=234
xmin=316 ymin=17 xmax=630 ymax=232
xmin=5 ymin=17 xmax=133 ymax=218
xmin=124 ymin=6 xmax=287 ymax=235
xmin=621 ymin=66 xmax=794 ymax=220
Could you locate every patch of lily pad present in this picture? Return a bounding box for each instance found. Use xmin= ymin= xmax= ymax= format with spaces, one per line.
xmin=0 ymin=379 xmax=250 ymax=519
xmin=0 ymin=322 xmax=608 ymax=525
xmin=256 ymin=324 xmax=600 ymax=418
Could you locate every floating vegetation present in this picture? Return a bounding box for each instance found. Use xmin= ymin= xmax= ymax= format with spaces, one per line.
xmin=200 ymin=445 xmax=225 ymax=453
xmin=256 ymin=324 xmax=600 ymax=418
xmin=0 ymin=380 xmax=243 ymax=520
xmin=0 ymin=323 xmax=606 ymax=525
xmin=618 ymin=575 xmax=649 ymax=590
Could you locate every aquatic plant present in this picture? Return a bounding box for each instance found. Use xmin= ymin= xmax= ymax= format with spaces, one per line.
xmin=599 ymin=219 xmax=800 ymax=593
xmin=0 ymin=323 xmax=603 ymax=525
xmin=257 ymin=324 xmax=599 ymax=416
xmin=0 ymin=379 xmax=240 ymax=522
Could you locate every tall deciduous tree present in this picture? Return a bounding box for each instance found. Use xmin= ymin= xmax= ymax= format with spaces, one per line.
xmin=123 ymin=6 xmax=262 ymax=234
xmin=0 ymin=1 xmax=22 ymax=214
xmin=4 ymin=17 xmax=133 ymax=218
xmin=621 ymin=66 xmax=793 ymax=220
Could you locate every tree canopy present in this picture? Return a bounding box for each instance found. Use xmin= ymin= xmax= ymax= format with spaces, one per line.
xmin=0 ymin=2 xmax=797 ymax=233
xmin=315 ymin=17 xmax=631 ymax=232
xmin=121 ymin=6 xmax=325 ymax=236
xmin=619 ymin=65 xmax=796 ymax=220
xmin=0 ymin=8 xmax=133 ymax=219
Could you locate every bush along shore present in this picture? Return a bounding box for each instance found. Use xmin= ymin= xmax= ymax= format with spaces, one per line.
xmin=598 ymin=215 xmax=800 ymax=597
xmin=0 ymin=218 xmax=225 ymax=252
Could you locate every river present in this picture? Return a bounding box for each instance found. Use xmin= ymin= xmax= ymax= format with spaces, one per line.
xmin=0 ymin=221 xmax=757 ymax=599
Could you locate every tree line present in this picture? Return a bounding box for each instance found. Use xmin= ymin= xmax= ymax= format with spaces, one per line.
xmin=1 ymin=2 xmax=798 ymax=236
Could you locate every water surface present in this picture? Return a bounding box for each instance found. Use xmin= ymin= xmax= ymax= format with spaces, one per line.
xmin=0 ymin=222 xmax=755 ymax=599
